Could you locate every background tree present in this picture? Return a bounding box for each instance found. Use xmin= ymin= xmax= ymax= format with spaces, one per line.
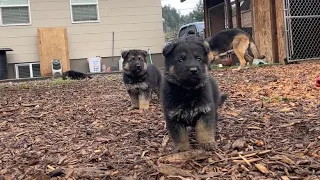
xmin=188 ymin=0 xmax=204 ymax=22
xmin=162 ymin=5 xmax=181 ymax=32
xmin=162 ymin=0 xmax=204 ymax=41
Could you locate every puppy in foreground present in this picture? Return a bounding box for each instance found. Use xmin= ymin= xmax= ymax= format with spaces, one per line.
xmin=161 ymin=39 xmax=228 ymax=152
xmin=62 ymin=70 xmax=92 ymax=80
xmin=122 ymin=49 xmax=162 ymax=111
xmin=204 ymin=28 xmax=265 ymax=71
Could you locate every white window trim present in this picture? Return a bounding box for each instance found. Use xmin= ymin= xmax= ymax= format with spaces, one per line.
xmin=15 ymin=62 xmax=40 ymax=79
xmin=0 ymin=0 xmax=32 ymax=27
xmin=69 ymin=0 xmax=100 ymax=24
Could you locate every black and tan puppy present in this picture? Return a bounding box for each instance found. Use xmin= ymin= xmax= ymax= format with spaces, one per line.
xmin=62 ymin=70 xmax=92 ymax=80
xmin=204 ymin=28 xmax=265 ymax=71
xmin=122 ymin=49 xmax=162 ymax=111
xmin=161 ymin=39 xmax=228 ymax=152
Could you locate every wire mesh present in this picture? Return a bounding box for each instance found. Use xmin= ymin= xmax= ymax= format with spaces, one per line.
xmin=206 ymin=0 xmax=254 ymax=66
xmin=208 ymin=3 xmax=226 ymax=37
xmin=284 ymin=0 xmax=320 ymax=62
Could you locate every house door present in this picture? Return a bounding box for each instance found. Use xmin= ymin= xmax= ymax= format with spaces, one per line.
xmin=283 ymin=0 xmax=320 ymax=62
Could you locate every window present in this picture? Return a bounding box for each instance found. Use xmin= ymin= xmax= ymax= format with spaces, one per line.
xmin=0 ymin=0 xmax=31 ymax=26
xmin=178 ymin=26 xmax=188 ymax=38
xmin=197 ymin=23 xmax=204 ymax=32
xmin=70 ymin=0 xmax=99 ymax=23
xmin=15 ymin=63 xmax=41 ymax=79
xmin=187 ymin=25 xmax=197 ymax=34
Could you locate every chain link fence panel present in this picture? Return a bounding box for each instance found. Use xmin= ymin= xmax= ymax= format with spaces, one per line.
xmin=208 ymin=3 xmax=226 ymax=37
xmin=284 ymin=0 xmax=320 ymax=62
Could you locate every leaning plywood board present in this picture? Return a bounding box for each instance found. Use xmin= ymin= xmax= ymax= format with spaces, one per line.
xmin=37 ymin=27 xmax=70 ymax=77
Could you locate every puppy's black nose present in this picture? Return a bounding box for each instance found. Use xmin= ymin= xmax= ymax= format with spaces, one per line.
xmin=189 ymin=67 xmax=198 ymax=74
xmin=136 ymin=64 xmax=141 ymax=68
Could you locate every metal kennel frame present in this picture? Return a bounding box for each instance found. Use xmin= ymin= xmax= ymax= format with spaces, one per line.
xmin=283 ymin=0 xmax=320 ymax=62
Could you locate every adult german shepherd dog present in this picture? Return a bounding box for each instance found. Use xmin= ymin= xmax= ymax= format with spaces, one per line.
xmin=204 ymin=28 xmax=265 ymax=71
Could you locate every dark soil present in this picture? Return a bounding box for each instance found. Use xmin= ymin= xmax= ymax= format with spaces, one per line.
xmin=0 ymin=62 xmax=320 ymax=180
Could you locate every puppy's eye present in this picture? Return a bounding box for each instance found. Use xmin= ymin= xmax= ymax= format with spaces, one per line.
xmin=197 ymin=57 xmax=202 ymax=61
xmin=178 ymin=57 xmax=184 ymax=63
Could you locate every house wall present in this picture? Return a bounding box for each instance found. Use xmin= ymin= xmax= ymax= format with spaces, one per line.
xmin=6 ymin=54 xmax=164 ymax=80
xmin=0 ymin=0 xmax=165 ymax=79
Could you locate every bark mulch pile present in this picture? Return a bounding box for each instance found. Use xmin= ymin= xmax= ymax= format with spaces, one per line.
xmin=0 ymin=62 xmax=319 ymax=180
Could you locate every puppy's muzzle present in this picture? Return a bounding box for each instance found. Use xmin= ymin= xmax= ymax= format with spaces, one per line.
xmin=189 ymin=67 xmax=199 ymax=74
xmin=135 ymin=63 xmax=141 ymax=68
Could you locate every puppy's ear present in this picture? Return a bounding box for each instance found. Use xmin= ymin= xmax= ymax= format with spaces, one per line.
xmin=140 ymin=50 xmax=148 ymax=58
xmin=202 ymin=40 xmax=215 ymax=62
xmin=121 ymin=50 xmax=129 ymax=59
xmin=162 ymin=41 xmax=177 ymax=57
xmin=203 ymin=40 xmax=211 ymax=53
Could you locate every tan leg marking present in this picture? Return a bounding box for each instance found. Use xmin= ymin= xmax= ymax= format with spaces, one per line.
xmin=129 ymin=94 xmax=139 ymax=109
xmin=245 ymin=53 xmax=254 ymax=68
xmin=139 ymin=94 xmax=150 ymax=111
xmin=232 ymin=35 xmax=250 ymax=71
xmin=175 ymin=127 xmax=190 ymax=152
xmin=195 ymin=119 xmax=216 ymax=150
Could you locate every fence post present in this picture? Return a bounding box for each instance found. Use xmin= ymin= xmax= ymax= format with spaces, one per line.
xmin=235 ymin=0 xmax=242 ymax=28
xmin=270 ymin=0 xmax=279 ymax=63
xmin=225 ymin=0 xmax=233 ymax=29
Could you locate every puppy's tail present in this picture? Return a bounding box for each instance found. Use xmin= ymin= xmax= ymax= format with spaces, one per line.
xmin=218 ymin=93 xmax=228 ymax=107
xmin=249 ymin=41 xmax=265 ymax=59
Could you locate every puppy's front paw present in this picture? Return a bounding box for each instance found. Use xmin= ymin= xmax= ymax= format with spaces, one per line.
xmin=137 ymin=108 xmax=149 ymax=114
xmin=175 ymin=142 xmax=191 ymax=152
xmin=199 ymin=142 xmax=217 ymax=151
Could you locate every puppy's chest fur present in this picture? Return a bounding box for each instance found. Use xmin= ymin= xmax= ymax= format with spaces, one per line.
xmin=166 ymin=85 xmax=213 ymax=125
xmin=123 ymin=74 xmax=149 ymax=92
xmin=169 ymin=103 xmax=212 ymax=125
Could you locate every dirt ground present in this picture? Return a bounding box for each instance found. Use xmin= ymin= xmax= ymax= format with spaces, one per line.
xmin=0 ymin=62 xmax=320 ymax=180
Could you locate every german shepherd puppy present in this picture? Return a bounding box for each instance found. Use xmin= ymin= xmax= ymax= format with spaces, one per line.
xmin=62 ymin=70 xmax=92 ymax=80
xmin=122 ymin=49 xmax=162 ymax=111
xmin=204 ymin=28 xmax=265 ymax=71
xmin=161 ymin=39 xmax=228 ymax=152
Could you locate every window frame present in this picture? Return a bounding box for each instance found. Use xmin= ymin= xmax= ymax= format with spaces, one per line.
xmin=15 ymin=62 xmax=40 ymax=79
xmin=187 ymin=25 xmax=197 ymax=34
xmin=0 ymin=0 xmax=32 ymax=27
xmin=178 ymin=26 xmax=188 ymax=38
xmin=69 ymin=0 xmax=100 ymax=24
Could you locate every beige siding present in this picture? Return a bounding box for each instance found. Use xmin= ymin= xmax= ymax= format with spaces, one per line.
xmin=0 ymin=0 xmax=165 ymax=64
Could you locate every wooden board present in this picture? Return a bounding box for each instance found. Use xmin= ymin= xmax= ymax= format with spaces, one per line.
xmin=37 ymin=28 xmax=70 ymax=77
xmin=276 ymin=0 xmax=286 ymax=63
xmin=251 ymin=0 xmax=286 ymax=63
xmin=252 ymin=0 xmax=273 ymax=63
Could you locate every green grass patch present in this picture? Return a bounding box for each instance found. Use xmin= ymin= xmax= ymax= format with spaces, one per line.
xmin=0 ymin=84 xmax=9 ymax=89
xmin=263 ymin=96 xmax=291 ymax=103
xmin=20 ymin=82 xmax=30 ymax=89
